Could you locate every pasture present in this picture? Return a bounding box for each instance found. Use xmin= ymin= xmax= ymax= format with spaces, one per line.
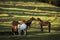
xmin=0 ymin=1 xmax=60 ymax=40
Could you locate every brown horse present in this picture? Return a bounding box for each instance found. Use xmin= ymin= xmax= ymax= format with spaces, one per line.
xmin=37 ymin=18 xmax=51 ymax=32
xmin=12 ymin=17 xmax=36 ymax=35
xmin=12 ymin=20 xmax=19 ymax=35
xmin=25 ymin=17 xmax=36 ymax=29
xmin=23 ymin=17 xmax=36 ymax=35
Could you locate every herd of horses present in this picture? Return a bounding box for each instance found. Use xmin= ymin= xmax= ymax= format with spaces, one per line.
xmin=12 ymin=17 xmax=51 ymax=35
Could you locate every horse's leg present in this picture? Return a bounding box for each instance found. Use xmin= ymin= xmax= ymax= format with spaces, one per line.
xmin=17 ymin=29 xmax=18 ymax=35
xmin=48 ymin=23 xmax=51 ymax=32
xmin=26 ymin=25 xmax=28 ymax=29
xmin=12 ymin=28 xmax=15 ymax=35
xmin=28 ymin=25 xmax=30 ymax=29
xmin=21 ymin=30 xmax=24 ymax=35
xmin=26 ymin=29 xmax=27 ymax=35
xmin=15 ymin=29 xmax=18 ymax=35
xmin=18 ymin=28 xmax=21 ymax=35
xmin=26 ymin=27 xmax=28 ymax=35
xmin=41 ymin=25 xmax=43 ymax=32
xmin=28 ymin=23 xmax=31 ymax=29
xmin=11 ymin=28 xmax=13 ymax=34
xmin=24 ymin=29 xmax=26 ymax=35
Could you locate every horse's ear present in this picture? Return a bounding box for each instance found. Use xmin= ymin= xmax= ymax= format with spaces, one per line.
xmin=31 ymin=17 xmax=35 ymax=19
xmin=32 ymin=17 xmax=34 ymax=18
xmin=37 ymin=18 xmax=40 ymax=20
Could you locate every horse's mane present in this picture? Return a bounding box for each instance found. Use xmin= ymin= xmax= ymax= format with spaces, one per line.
xmin=37 ymin=18 xmax=43 ymax=22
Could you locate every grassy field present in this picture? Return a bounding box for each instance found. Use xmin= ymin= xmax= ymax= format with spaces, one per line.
xmin=0 ymin=1 xmax=60 ymax=40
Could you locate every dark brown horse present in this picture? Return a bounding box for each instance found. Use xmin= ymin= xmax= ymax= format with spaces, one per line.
xmin=25 ymin=17 xmax=36 ymax=29
xmin=37 ymin=18 xmax=51 ymax=32
xmin=23 ymin=17 xmax=36 ymax=35
xmin=12 ymin=20 xmax=19 ymax=35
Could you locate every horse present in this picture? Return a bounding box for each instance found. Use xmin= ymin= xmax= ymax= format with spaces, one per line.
xmin=25 ymin=17 xmax=36 ymax=29
xmin=37 ymin=18 xmax=51 ymax=32
xmin=23 ymin=17 xmax=36 ymax=35
xmin=12 ymin=20 xmax=19 ymax=35
xmin=12 ymin=17 xmax=36 ymax=35
xmin=18 ymin=20 xmax=27 ymax=35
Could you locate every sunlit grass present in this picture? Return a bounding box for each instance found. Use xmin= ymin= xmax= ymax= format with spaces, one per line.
xmin=0 ymin=14 xmax=9 ymax=16
xmin=0 ymin=1 xmax=60 ymax=40
xmin=1 ymin=7 xmax=60 ymax=13
xmin=0 ymin=15 xmax=59 ymax=24
xmin=1 ymin=1 xmax=60 ymax=13
xmin=0 ymin=1 xmax=56 ymax=7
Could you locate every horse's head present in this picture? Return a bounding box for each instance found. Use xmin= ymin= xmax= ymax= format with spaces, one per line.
xmin=30 ymin=17 xmax=36 ymax=21
xmin=37 ymin=18 xmax=40 ymax=21
xmin=37 ymin=18 xmax=43 ymax=22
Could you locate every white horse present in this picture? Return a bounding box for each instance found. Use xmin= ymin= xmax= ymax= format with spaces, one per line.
xmin=18 ymin=22 xmax=27 ymax=35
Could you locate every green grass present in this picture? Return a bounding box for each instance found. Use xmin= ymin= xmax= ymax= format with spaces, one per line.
xmin=0 ymin=33 xmax=60 ymax=40
xmin=0 ymin=23 xmax=60 ymax=40
xmin=0 ymin=1 xmax=60 ymax=40
xmin=0 ymin=18 xmax=60 ymax=40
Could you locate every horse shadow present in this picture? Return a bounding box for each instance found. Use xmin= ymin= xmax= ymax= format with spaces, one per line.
xmin=27 ymin=30 xmax=50 ymax=35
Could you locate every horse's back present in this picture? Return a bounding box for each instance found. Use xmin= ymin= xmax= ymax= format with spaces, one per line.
xmin=41 ymin=21 xmax=50 ymax=26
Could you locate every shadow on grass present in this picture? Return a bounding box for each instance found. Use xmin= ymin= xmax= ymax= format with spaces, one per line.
xmin=0 ymin=0 xmax=39 ymax=2
xmin=0 ymin=5 xmax=36 ymax=10
xmin=0 ymin=31 xmax=12 ymax=35
xmin=0 ymin=26 xmax=60 ymax=40
xmin=26 ymin=33 xmax=60 ymax=40
xmin=0 ymin=25 xmax=12 ymax=35
xmin=0 ymin=33 xmax=60 ymax=40
xmin=27 ymin=30 xmax=51 ymax=35
xmin=51 ymin=25 xmax=60 ymax=31
xmin=38 ymin=7 xmax=60 ymax=12
xmin=0 ymin=4 xmax=60 ymax=12
xmin=8 ymin=32 xmax=60 ymax=40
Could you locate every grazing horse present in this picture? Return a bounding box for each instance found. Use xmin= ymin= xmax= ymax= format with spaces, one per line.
xmin=12 ymin=20 xmax=19 ymax=35
xmin=37 ymin=18 xmax=51 ymax=32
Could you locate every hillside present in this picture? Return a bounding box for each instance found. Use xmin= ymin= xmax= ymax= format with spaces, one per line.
xmin=0 ymin=1 xmax=60 ymax=40
xmin=0 ymin=1 xmax=60 ymax=23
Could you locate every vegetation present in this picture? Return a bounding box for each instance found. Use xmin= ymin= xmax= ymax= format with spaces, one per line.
xmin=0 ymin=0 xmax=60 ymax=6
xmin=0 ymin=1 xmax=60 ymax=40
